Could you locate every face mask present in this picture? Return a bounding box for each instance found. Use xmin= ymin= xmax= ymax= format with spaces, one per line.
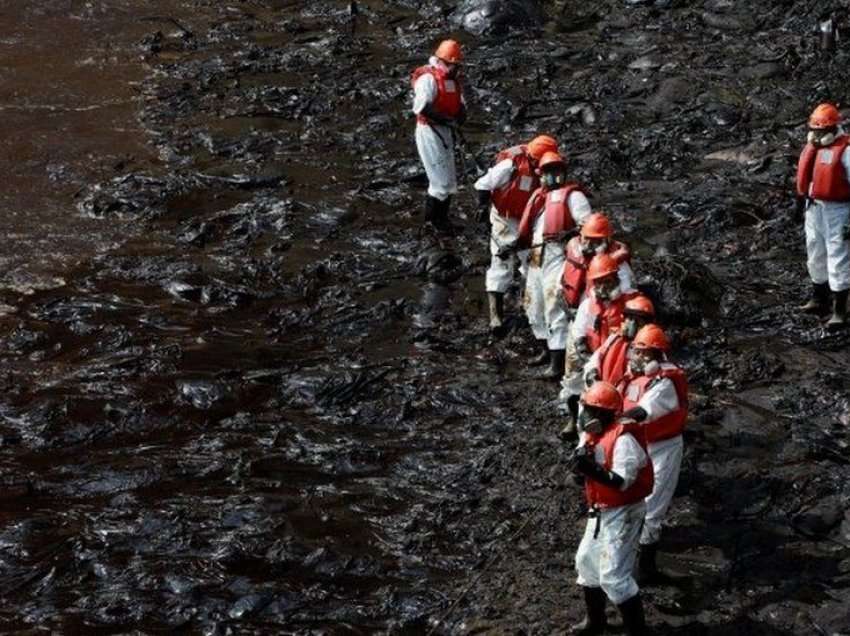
xmin=628 ymin=348 xmax=649 ymax=374
xmin=622 ymin=318 xmax=638 ymax=339
xmin=445 ymin=64 xmax=458 ymax=78
xmin=597 ymin=284 xmax=621 ymax=302
xmin=541 ymin=172 xmax=565 ymax=189
xmin=628 ymin=350 xmax=658 ymax=375
xmin=581 ymin=238 xmax=607 ymax=257
xmin=578 ymin=408 xmax=604 ymax=435
xmin=809 ymin=129 xmax=837 ymax=147
xmin=594 ymin=277 xmax=618 ymax=301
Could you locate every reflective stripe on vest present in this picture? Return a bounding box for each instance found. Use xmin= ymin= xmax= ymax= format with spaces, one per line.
xmin=796 ymin=136 xmax=850 ymax=202
xmin=584 ymin=423 xmax=654 ymax=509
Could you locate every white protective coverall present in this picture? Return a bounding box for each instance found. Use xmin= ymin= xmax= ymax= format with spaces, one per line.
xmin=805 ymin=145 xmax=850 ymax=291
xmin=524 ymin=190 xmax=591 ymax=348
xmin=412 ymin=57 xmax=461 ymax=202
xmin=475 ymin=158 xmax=529 ymax=293
xmin=575 ymin=432 xmax=648 ymax=604
xmin=623 ymin=376 xmax=684 ymax=545
xmin=559 ymin=271 xmax=637 ymax=400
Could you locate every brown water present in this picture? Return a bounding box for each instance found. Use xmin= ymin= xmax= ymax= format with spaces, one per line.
xmin=0 ymin=1 xmax=159 ymax=293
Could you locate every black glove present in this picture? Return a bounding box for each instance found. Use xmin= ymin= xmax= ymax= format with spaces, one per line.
xmin=622 ymin=406 xmax=647 ymax=422
xmin=475 ymin=190 xmax=491 ymax=224
xmin=794 ymin=196 xmax=806 ymax=223
xmin=574 ymin=453 xmax=625 ymax=488
xmin=420 ymin=104 xmax=454 ymax=127
xmin=496 ymin=242 xmax=516 ymax=260
xmin=567 ymin=444 xmax=591 ymax=471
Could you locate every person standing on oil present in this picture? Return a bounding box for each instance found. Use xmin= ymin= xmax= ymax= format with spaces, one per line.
xmin=500 ymin=151 xmax=591 ymax=379
xmin=560 ymin=294 xmax=656 ymax=440
xmin=796 ymin=102 xmax=850 ymax=329
xmin=570 ymin=381 xmax=652 ymax=635
xmin=615 ymin=324 xmax=688 ymax=585
xmin=411 ymin=39 xmax=466 ymax=234
xmin=473 ymin=134 xmax=559 ymax=332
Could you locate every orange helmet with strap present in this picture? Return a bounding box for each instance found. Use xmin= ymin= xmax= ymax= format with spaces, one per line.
xmin=582 ymin=381 xmax=623 ymax=412
xmin=581 ymin=213 xmax=613 ymax=239
xmin=632 ymin=324 xmax=670 ymax=352
xmin=624 ymin=294 xmax=655 ymax=318
xmin=809 ymin=103 xmax=841 ymax=129
xmin=587 ymin=253 xmax=619 ymax=282
xmin=527 ymin=135 xmax=558 ymax=161
xmin=434 ymin=39 xmax=463 ymax=64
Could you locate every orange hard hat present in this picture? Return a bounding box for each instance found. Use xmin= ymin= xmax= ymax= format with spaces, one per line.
xmin=587 ymin=253 xmax=619 ymax=282
xmin=538 ymin=151 xmax=566 ymax=171
xmin=581 ymin=212 xmax=613 ymax=239
xmin=632 ymin=324 xmax=670 ymax=352
xmin=809 ymin=103 xmax=842 ymax=129
xmin=434 ymin=39 xmax=463 ymax=64
xmin=582 ymin=381 xmax=622 ymax=412
xmin=527 ymin=135 xmax=558 ymax=161
xmin=624 ymin=294 xmax=655 ymax=318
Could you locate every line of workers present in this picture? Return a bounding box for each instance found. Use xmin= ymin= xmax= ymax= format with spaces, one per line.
xmin=411 ymin=39 xmax=850 ymax=635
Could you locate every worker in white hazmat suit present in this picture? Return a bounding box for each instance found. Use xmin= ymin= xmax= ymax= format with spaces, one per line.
xmin=795 ymin=102 xmax=850 ymax=329
xmin=410 ymin=39 xmax=466 ymax=233
xmin=570 ymin=381 xmax=652 ymax=635
xmin=560 ymin=294 xmax=656 ymax=441
xmin=615 ymin=324 xmax=688 ymax=585
xmin=500 ymin=151 xmax=591 ymax=378
xmin=474 ymin=134 xmax=559 ymax=331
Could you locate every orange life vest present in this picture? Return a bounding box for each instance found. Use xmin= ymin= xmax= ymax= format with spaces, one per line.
xmin=796 ymin=136 xmax=850 ymax=202
xmin=585 ymin=292 xmax=635 ymax=352
xmin=411 ymin=64 xmax=463 ymax=125
xmin=562 ymin=239 xmax=630 ymax=308
xmin=517 ymin=183 xmax=587 ymax=248
xmin=490 ymin=145 xmax=539 ymax=220
xmin=595 ymin=333 xmax=631 ymax=387
xmin=619 ymin=363 xmax=689 ymax=443
xmin=584 ymin=423 xmax=654 ymax=509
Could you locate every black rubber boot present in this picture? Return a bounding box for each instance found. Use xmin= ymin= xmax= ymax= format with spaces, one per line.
xmin=537 ymin=348 xmax=565 ymax=380
xmin=617 ymin=593 xmax=649 ymax=636
xmin=800 ymin=281 xmax=830 ymax=315
xmin=827 ymin=289 xmax=849 ymax=330
xmin=570 ymin=586 xmax=607 ymax=635
xmin=528 ymin=340 xmax=550 ymax=366
xmin=424 ymin=195 xmax=441 ymax=227
xmin=487 ymin=292 xmax=504 ymax=331
xmin=637 ymin=543 xmax=660 ymax=584
xmin=432 ymin=195 xmax=454 ymax=234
